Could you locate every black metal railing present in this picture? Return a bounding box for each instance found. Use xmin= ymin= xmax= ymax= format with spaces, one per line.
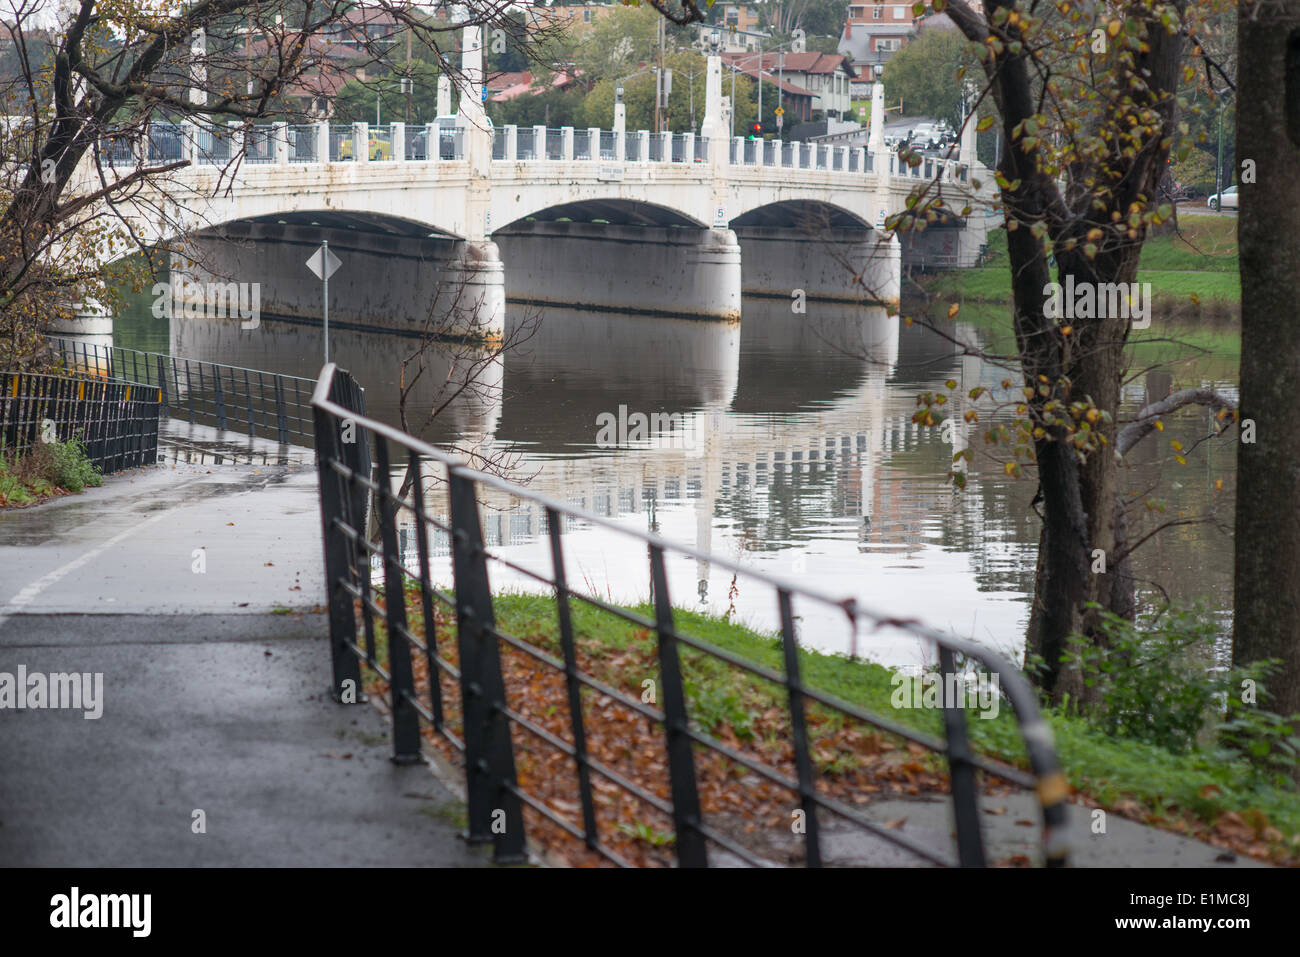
xmin=50 ymin=337 xmax=315 ymax=446
xmin=311 ymin=364 xmax=1072 ymax=869
xmin=1 ymin=371 xmax=159 ymax=474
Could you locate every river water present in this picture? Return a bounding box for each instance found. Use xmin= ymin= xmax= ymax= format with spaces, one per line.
xmin=110 ymin=289 xmax=1237 ymax=666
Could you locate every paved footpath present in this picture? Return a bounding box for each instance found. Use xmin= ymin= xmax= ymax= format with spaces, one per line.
xmin=0 ymin=454 xmax=485 ymax=867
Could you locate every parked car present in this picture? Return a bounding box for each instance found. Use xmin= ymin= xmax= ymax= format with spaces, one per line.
xmin=1207 ymin=185 xmax=1238 ymax=210
xmin=435 ymin=115 xmax=461 ymax=159
xmin=338 ymin=130 xmax=392 ymax=161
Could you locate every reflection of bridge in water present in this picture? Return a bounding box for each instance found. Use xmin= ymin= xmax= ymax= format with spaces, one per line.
xmin=160 ymin=293 xmax=1035 ymax=658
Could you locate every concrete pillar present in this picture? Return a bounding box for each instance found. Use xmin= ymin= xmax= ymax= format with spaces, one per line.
xmin=391 ymin=122 xmax=405 ymax=162
xmin=614 ymin=101 xmax=626 ymax=135
xmin=182 ymin=121 xmax=198 ymax=164
xmin=683 ymin=132 xmax=695 ymax=163
xmin=317 ymin=121 xmax=329 ymax=163
xmin=459 ymin=24 xmax=491 ymax=242
xmin=732 ymin=136 xmax=743 ymax=165
xmin=636 ymin=130 xmax=649 ymax=162
xmin=703 ymin=54 xmax=724 ymax=140
xmin=959 ymin=86 xmax=978 ymax=168
xmin=533 ymin=124 xmax=547 ymax=159
xmin=437 ymin=74 xmax=452 ymax=117
xmin=458 ymin=25 xmax=490 ymax=172
xmin=354 ymin=122 xmax=368 ymax=163
xmin=658 ymin=130 xmax=672 ymax=162
xmin=443 ymin=241 xmax=505 ymax=341
xmin=615 ymin=128 xmax=626 ymax=162
xmin=589 ymin=127 xmax=603 ymax=159
xmin=425 ymin=122 xmax=437 ymax=162
xmin=562 ymin=127 xmax=574 ymax=160
xmin=868 ymin=71 xmax=885 ymax=154
xmin=274 ymin=122 xmax=289 ymax=164
xmin=504 ymin=124 xmax=517 ymax=160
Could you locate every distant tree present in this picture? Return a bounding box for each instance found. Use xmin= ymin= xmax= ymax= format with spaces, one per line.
xmin=882 ymin=27 xmax=976 ymax=128
xmin=333 ymin=58 xmax=444 ymax=124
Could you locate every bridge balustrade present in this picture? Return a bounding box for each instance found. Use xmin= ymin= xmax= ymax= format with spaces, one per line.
xmin=742 ymin=138 xmax=756 ymax=165
xmin=625 ymin=133 xmax=642 ymax=162
xmin=245 ymin=125 xmax=277 ymax=164
xmin=289 ymin=125 xmax=319 ymax=162
xmin=781 ymin=142 xmax=794 ymax=168
xmin=600 ymin=131 xmax=617 ymax=161
xmin=648 ymin=134 xmax=664 ymax=162
xmin=516 ymin=127 xmax=536 ymax=160
xmin=547 ymin=128 xmax=565 ymax=160
xmin=832 ymin=147 xmax=844 ymax=171
xmin=147 ymin=123 xmax=184 ymax=163
xmin=327 ymin=125 xmax=352 ymax=162
xmin=694 ymin=136 xmax=709 ymax=163
xmin=573 ymin=129 xmax=592 ymax=160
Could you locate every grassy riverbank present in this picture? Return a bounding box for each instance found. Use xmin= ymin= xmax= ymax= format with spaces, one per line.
xmin=0 ymin=439 xmax=102 ymax=507
xmin=369 ymin=588 xmax=1298 ymax=865
xmin=919 ymin=213 xmax=1241 ymax=307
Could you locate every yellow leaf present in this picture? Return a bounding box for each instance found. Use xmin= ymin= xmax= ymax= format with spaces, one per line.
xmin=1153 ymin=420 xmax=1164 ymax=431
xmin=948 ymin=302 xmax=960 ymax=320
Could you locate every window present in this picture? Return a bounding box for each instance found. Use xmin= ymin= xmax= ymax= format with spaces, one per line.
xmin=582 ymin=9 xmax=591 ymax=22
xmin=894 ymin=5 xmax=905 ymax=17
xmin=872 ymin=6 xmax=882 ymax=18
xmin=850 ymin=5 xmax=864 ymax=17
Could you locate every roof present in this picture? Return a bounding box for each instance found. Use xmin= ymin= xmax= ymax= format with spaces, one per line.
xmin=722 ymin=51 xmax=856 ymax=78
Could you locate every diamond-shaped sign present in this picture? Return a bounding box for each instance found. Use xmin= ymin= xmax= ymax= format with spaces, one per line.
xmin=305 ymin=244 xmax=342 ymax=281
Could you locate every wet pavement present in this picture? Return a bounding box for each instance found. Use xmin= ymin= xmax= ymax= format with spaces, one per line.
xmin=0 ymin=441 xmax=484 ymax=867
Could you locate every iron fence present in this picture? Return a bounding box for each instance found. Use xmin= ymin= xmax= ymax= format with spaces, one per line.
xmin=311 ymin=363 xmax=1072 ymax=869
xmin=1 ymin=371 xmax=159 ymax=474
xmin=49 ymin=337 xmax=315 ymax=446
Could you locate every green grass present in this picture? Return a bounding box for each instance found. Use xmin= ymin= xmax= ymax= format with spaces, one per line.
xmin=0 ymin=438 xmax=102 ymax=507
xmin=479 ymin=593 xmax=1299 ymax=851
xmin=922 ymin=215 xmax=1241 ymax=304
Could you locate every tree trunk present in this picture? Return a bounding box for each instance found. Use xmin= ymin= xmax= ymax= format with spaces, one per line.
xmin=1232 ymin=6 xmax=1300 ymax=718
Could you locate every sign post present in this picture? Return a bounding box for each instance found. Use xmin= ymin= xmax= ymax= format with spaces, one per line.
xmin=306 ymin=241 xmax=343 ymax=363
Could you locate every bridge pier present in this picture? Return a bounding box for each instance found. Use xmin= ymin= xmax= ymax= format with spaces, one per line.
xmin=493 ymin=222 xmax=741 ymax=321
xmin=733 ymin=227 xmax=900 ymax=307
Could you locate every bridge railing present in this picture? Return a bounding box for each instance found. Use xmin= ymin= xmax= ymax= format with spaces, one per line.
xmin=290 ymin=125 xmax=319 ymax=163
xmin=49 ymin=337 xmax=316 ymax=446
xmin=311 ymin=362 xmax=1072 ymax=869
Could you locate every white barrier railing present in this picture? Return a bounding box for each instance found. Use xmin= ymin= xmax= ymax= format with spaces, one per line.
xmin=101 ymin=121 xmax=973 ymax=185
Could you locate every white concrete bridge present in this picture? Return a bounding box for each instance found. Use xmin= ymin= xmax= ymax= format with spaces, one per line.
xmin=84 ymin=26 xmax=993 ymax=338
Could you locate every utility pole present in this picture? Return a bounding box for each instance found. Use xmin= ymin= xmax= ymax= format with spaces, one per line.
xmin=405 ymin=28 xmax=412 ymax=125
xmin=656 ymin=14 xmax=666 ymax=133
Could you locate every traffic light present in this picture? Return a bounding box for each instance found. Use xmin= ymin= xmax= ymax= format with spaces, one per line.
xmin=751 ymin=122 xmax=763 ymax=137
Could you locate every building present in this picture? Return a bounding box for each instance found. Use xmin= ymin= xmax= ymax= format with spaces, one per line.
xmin=525 ymin=3 xmax=618 ymax=31
xmin=838 ymin=4 xmax=969 ymax=74
xmin=722 ymin=51 xmax=855 ymax=120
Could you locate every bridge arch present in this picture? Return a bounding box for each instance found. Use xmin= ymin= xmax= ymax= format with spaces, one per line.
xmin=728 ymin=199 xmax=873 ymax=232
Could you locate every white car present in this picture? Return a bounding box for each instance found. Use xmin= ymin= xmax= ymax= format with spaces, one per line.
xmin=1207 ymin=185 xmax=1238 ymax=210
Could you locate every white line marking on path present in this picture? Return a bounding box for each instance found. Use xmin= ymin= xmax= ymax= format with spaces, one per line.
xmin=0 ymin=494 xmax=187 ymax=633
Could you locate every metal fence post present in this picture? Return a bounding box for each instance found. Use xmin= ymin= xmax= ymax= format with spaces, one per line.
xmin=546 ymin=507 xmax=600 ymax=850
xmin=939 ymin=645 xmax=987 ymax=867
xmin=373 ymin=438 xmax=422 ymax=764
xmin=312 ymin=399 xmax=364 ymax=703
xmin=274 ymin=375 xmax=290 ymax=445
xmin=778 ymin=589 xmax=822 ymax=867
xmin=448 ymin=468 xmax=526 ymax=863
xmin=648 ymin=544 xmax=707 ymax=867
